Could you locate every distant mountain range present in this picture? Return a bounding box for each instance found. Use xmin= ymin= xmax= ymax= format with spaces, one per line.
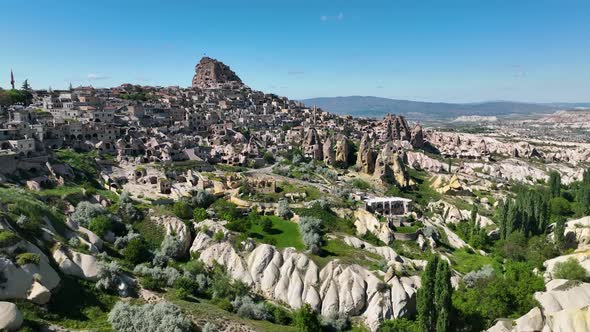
xmin=300 ymin=96 xmax=590 ymax=121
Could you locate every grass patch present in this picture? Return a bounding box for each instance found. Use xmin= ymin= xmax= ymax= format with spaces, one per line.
xmin=248 ymin=216 xmax=304 ymax=250
xmin=451 ymin=248 xmax=496 ymax=274
xmin=310 ymin=238 xmax=382 ymax=270
xmin=18 ymin=276 xmax=117 ymax=331
xmin=134 ymin=216 xmax=166 ymax=250
xmin=55 ymin=149 xmax=100 ymax=181
xmin=165 ymin=291 xmax=298 ymax=332
xmin=293 ymin=204 xmax=356 ymax=235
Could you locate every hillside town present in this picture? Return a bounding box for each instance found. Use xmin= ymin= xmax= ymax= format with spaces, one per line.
xmin=1 ymin=57 xmax=590 ymax=332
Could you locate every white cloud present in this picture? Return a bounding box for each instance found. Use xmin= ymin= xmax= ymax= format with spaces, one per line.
xmin=320 ymin=12 xmax=344 ymax=22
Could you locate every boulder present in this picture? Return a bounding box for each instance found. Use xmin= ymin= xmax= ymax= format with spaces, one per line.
xmin=0 ymin=302 xmax=23 ymax=331
xmin=52 ymin=247 xmax=101 ymax=281
xmin=513 ymin=307 xmax=544 ymax=332
xmin=0 ymin=241 xmax=60 ymax=302
xmin=27 ymin=281 xmax=51 ymax=304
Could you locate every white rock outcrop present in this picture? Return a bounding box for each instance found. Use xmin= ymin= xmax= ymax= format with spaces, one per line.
xmin=0 ymin=302 xmax=23 ymax=331
xmin=190 ymin=220 xmax=420 ymax=331
xmin=52 ymin=247 xmax=102 ymax=281
xmin=0 ymin=241 xmax=60 ymax=302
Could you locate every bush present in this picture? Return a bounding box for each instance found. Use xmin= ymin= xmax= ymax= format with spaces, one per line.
xmin=298 ymin=216 xmax=323 ymax=254
xmin=89 ymin=215 xmax=113 ymax=237
xmin=141 ymin=275 xmax=165 ymax=291
xmin=261 ymin=218 xmax=273 ymax=233
xmin=191 ymin=190 xmax=215 ymax=208
xmin=172 ymin=201 xmax=192 ymax=220
xmin=193 ymin=207 xmax=208 ymax=222
xmin=550 ymin=197 xmax=572 ymax=216
xmin=123 ymin=238 xmax=151 ymax=264
xmin=16 ymin=252 xmax=40 ymax=266
xmin=231 ymin=296 xmax=271 ymax=320
xmin=293 ymin=303 xmax=321 ymax=332
xmin=211 ymin=199 xmax=240 ymax=222
xmin=96 ymin=261 xmax=124 ymax=291
xmin=159 ymin=235 xmax=186 ymax=259
xmin=108 ymin=301 xmax=193 ymax=332
xmin=276 ymin=199 xmax=291 ymax=219
xmin=118 ymin=191 xmax=142 ymax=222
xmin=378 ymin=318 xmax=419 ymax=332
xmin=133 ymin=265 xmax=181 ymax=287
xmin=70 ymin=201 xmax=105 ymax=227
xmin=0 ymin=230 xmax=20 ymax=248
xmin=211 ymin=297 xmax=233 ymax=311
xmin=553 ymin=258 xmax=589 ymax=281
xmin=463 ymin=265 xmax=495 ymax=287
xmin=322 ymin=312 xmax=350 ymax=331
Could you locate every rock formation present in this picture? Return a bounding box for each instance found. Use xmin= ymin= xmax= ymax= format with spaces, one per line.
xmin=487 ymin=279 xmax=590 ymax=332
xmin=0 ymin=302 xmax=23 ymax=332
xmin=303 ymin=128 xmax=323 ymax=161
xmin=410 ymin=125 xmax=424 ymax=148
xmin=323 ymin=136 xmax=335 ymax=165
xmin=334 ymin=134 xmax=350 ymax=166
xmin=356 ymin=133 xmax=377 ymax=174
xmin=192 ymin=57 xmax=242 ymax=88
xmin=190 ymin=219 xmax=420 ymax=331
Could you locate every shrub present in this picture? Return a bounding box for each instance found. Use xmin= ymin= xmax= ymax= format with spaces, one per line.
xmin=159 ymin=235 xmax=185 ymax=259
xmin=276 ymin=199 xmax=291 ymax=219
xmin=553 ymin=258 xmax=589 ymax=281
xmin=96 ymin=261 xmax=124 ymax=291
xmin=211 ymin=297 xmax=233 ymax=311
xmin=0 ymin=230 xmax=20 ymax=248
xmin=172 ymin=201 xmax=192 ymax=220
xmin=261 ymin=218 xmax=273 ymax=233
xmin=463 ymin=265 xmax=495 ymax=287
xmin=16 ymin=252 xmax=40 ymax=266
xmin=202 ymin=322 xmax=219 ymax=332
xmin=231 ymin=296 xmax=271 ymax=320
xmin=211 ymin=199 xmax=240 ymax=222
xmin=15 ymin=215 xmax=41 ymax=235
xmin=298 ymin=216 xmax=323 ymax=254
xmin=191 ymin=190 xmax=215 ymax=208
xmin=378 ymin=318 xmax=419 ymax=332
xmin=141 ymin=275 xmax=165 ymax=291
xmin=89 ymin=215 xmax=113 ymax=237
xmin=108 ymin=301 xmax=193 ymax=332
xmin=118 ymin=191 xmax=142 ymax=222
xmin=268 ymin=304 xmax=292 ymax=325
xmin=322 ymin=312 xmax=350 ymax=331
xmin=293 ymin=303 xmax=321 ymax=332
xmin=70 ymin=201 xmax=105 ymax=227
xmin=123 ymin=238 xmax=151 ymax=264
xmin=133 ymin=265 xmax=181 ymax=287
xmin=193 ymin=207 xmax=208 ymax=222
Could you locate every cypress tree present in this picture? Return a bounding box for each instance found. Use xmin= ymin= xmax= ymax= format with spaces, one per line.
xmin=418 ymin=256 xmax=439 ymax=332
xmin=549 ymin=171 xmax=561 ymax=198
xmin=434 ymin=260 xmax=452 ymax=332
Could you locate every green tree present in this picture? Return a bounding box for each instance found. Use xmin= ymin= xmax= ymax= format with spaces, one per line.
xmin=21 ymin=79 xmax=31 ymax=91
xmin=549 ymin=171 xmax=561 ymax=198
xmin=435 ymin=260 xmax=452 ymax=332
xmin=293 ymin=304 xmax=321 ymax=332
xmin=88 ymin=215 xmax=112 ymax=237
xmin=172 ymin=200 xmax=192 ymax=220
xmin=417 ymin=256 xmax=439 ymax=332
xmin=123 ymin=238 xmax=151 ymax=264
xmin=554 ymin=216 xmax=566 ymax=250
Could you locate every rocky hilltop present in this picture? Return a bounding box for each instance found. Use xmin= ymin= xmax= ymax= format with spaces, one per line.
xmin=192 ymin=56 xmax=243 ymax=88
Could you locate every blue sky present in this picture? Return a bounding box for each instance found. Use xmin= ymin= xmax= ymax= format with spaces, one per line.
xmin=1 ymin=0 xmax=589 ymax=102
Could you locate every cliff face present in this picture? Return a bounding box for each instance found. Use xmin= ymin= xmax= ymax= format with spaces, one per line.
xmin=192 ymin=57 xmax=242 ymax=88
